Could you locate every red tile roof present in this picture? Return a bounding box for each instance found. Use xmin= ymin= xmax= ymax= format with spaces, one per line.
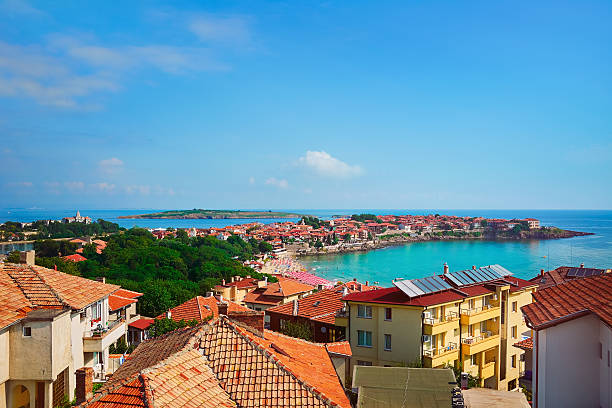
xmin=62 ymin=254 xmax=87 ymax=262
xmin=343 ymin=286 xmax=465 ymax=307
xmin=128 ymin=318 xmax=154 ymax=331
xmin=522 ymin=274 xmax=612 ymax=330
xmin=266 ymin=287 xmax=346 ymax=324
xmin=513 ymin=337 xmax=533 ymax=351
xmin=155 ymin=296 xmax=251 ymax=322
xmin=325 ymin=341 xmax=352 ymax=357
xmin=88 ymin=317 xmax=350 ymax=408
xmin=108 ymin=294 xmax=137 ymax=312
xmin=528 ymin=266 xmax=609 ymax=290
xmin=112 ymin=289 xmax=143 ymax=299
xmin=0 ymin=263 xmax=121 ymax=330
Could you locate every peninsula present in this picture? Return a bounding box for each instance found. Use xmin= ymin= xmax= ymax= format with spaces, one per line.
xmin=118 ymin=209 xmax=304 ymax=220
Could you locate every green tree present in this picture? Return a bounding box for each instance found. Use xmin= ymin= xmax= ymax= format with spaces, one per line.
xmin=280 ymin=320 xmax=313 ymax=341
xmin=314 ymin=240 xmax=323 ymax=249
xmin=148 ymin=318 xmax=200 ymax=338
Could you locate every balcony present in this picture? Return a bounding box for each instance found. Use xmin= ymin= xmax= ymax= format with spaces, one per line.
xmin=423 ymin=312 xmax=460 ymax=336
xmin=479 ymin=360 xmax=495 ymax=379
xmin=83 ymin=318 xmax=126 ymax=352
xmin=460 ymin=304 xmax=500 ymax=325
xmin=461 ymin=332 xmax=499 ymax=355
xmin=423 ymin=342 xmax=459 ymax=368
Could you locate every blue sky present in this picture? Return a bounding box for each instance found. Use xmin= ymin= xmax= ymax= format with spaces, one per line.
xmin=1 ymin=0 xmax=611 ymax=210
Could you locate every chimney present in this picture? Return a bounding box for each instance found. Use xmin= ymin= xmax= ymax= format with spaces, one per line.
xmin=222 ymin=279 xmax=226 ymax=285
xmin=472 ymin=265 xmax=476 ymax=270
xmin=217 ymin=301 xmax=228 ymax=316
xmin=264 ymin=276 xmax=268 ymax=286
xmin=580 ymin=263 xmax=584 ymax=268
xmin=443 ymin=262 xmax=449 ymax=274
xmin=95 ymin=277 xmax=106 ymax=284
xmin=227 ymin=310 xmax=264 ymax=337
xmin=365 ymin=281 xmax=369 ymax=286
xmin=166 ymin=310 xmax=172 ymax=319
xmin=231 ymin=276 xmax=235 ymax=283
xmin=292 ymin=300 xmax=299 ymax=316
xmin=342 ymin=286 xmax=349 ymax=297
xmin=75 ymin=366 xmax=93 ymax=404
xmin=19 ymin=250 xmax=35 ymax=266
xmin=206 ymin=291 xmax=213 ymax=298
xmin=540 ymin=269 xmax=545 ymax=277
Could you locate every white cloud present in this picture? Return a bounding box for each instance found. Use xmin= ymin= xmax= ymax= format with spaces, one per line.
xmin=265 ymin=177 xmax=289 ymax=189
xmin=189 ymin=15 xmax=251 ymax=45
xmin=91 ymin=182 xmax=115 ymax=193
xmin=64 ymin=181 xmax=84 ymax=191
xmin=99 ymin=157 xmax=123 ymax=174
xmin=0 ymin=0 xmax=43 ymax=16
xmin=125 ymin=185 xmax=151 ymax=195
xmin=298 ymin=150 xmax=363 ymax=178
xmin=0 ymin=32 xmax=230 ymax=108
xmin=7 ymin=181 xmax=33 ymax=188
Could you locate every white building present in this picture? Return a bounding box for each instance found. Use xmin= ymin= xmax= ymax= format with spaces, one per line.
xmin=522 ymin=273 xmax=612 ymax=408
xmin=0 ymin=260 xmax=132 ymax=408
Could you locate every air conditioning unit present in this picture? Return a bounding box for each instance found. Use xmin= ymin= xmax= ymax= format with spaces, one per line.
xmin=423 ymin=311 xmax=432 ymax=319
xmin=422 ymin=335 xmax=431 ymax=343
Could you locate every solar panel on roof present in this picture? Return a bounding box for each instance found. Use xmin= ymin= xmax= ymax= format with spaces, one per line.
xmin=450 ymin=271 xmax=471 ymax=285
xmin=480 ymin=267 xmax=499 ymax=280
xmin=394 ymin=274 xmax=453 ymax=298
xmin=412 ymin=279 xmax=434 ymax=293
xmin=470 ymin=268 xmax=489 ymax=281
xmin=445 ymin=273 xmax=464 ymax=287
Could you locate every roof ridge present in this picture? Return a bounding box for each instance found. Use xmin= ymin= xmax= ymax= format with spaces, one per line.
xmin=195 ymin=296 xmax=203 ymax=321
xmin=218 ymin=317 xmax=340 ymax=407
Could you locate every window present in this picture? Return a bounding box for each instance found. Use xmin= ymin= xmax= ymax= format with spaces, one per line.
xmin=512 ymin=301 xmax=518 ymax=312
xmin=357 ymin=305 xmax=372 ymax=319
xmin=511 ymin=355 xmax=516 ymax=368
xmin=511 ymin=326 xmax=517 ymax=339
xmin=23 ymin=326 xmax=31 ymax=337
xmin=470 ymin=355 xmax=477 ymax=366
xmin=357 ymin=330 xmax=372 ymax=347
xmin=385 ymin=307 xmax=392 ymax=321
xmin=357 ymin=360 xmax=372 ymax=366
xmin=520 ymin=353 xmax=525 ymax=362
xmin=384 ymin=334 xmax=392 ymax=351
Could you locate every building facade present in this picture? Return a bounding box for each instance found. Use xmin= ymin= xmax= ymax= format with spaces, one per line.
xmin=339 ymin=264 xmax=537 ymax=391
xmin=0 ymin=261 xmax=133 ymax=408
xmin=522 ymin=273 xmax=612 ymax=408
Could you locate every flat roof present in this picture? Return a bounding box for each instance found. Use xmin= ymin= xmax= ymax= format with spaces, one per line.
xmin=352 ymin=366 xmax=457 ymax=408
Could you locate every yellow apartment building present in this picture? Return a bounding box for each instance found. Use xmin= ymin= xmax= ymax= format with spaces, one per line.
xmin=337 ymin=264 xmax=537 ymax=391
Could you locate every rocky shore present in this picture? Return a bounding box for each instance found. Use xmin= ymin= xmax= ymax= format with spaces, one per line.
xmin=289 ymin=228 xmax=593 ymax=257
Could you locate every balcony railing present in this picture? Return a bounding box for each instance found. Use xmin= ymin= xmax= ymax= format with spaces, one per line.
xmin=460 ymin=304 xmax=496 ymax=316
xmin=423 ymin=312 xmax=459 ymax=325
xmin=84 ymin=318 xmax=124 ymax=338
xmin=423 ymin=342 xmax=458 ymax=358
xmin=461 ymin=331 xmax=498 ymax=345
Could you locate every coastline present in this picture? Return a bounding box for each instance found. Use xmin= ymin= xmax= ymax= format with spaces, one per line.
xmin=289 ymin=228 xmax=593 ymax=257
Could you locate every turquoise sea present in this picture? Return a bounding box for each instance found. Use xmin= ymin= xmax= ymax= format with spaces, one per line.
xmin=1 ymin=209 xmax=611 ymax=284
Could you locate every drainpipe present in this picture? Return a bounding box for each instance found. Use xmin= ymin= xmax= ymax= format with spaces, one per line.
xmin=421 ymin=306 xmax=427 ymax=365
xmin=459 ymin=299 xmax=465 ymax=371
xmin=534 ymin=330 xmax=539 ymax=408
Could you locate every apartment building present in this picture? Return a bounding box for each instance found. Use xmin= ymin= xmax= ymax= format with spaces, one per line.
xmin=338 ymin=264 xmax=537 ymax=391
xmin=0 ymin=261 xmax=134 ymax=408
xmin=212 ymin=275 xmax=264 ymax=304
xmin=522 ymin=273 xmax=612 ymax=408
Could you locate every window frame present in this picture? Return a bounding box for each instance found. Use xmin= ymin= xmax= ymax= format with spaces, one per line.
xmin=511 ymin=354 xmax=517 ymax=368
xmin=357 ymin=305 xmax=372 ymax=319
xmin=384 ymin=307 xmax=392 ymax=321
xmin=357 ymin=330 xmax=373 ymax=347
xmin=23 ymin=326 xmax=32 ymax=337
xmin=511 ymin=325 xmax=517 ymax=339
xmin=384 ymin=334 xmax=392 ymax=351
xmin=512 ymin=301 xmax=518 ymax=312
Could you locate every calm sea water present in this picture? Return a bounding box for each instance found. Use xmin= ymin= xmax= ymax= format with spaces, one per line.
xmin=1 ymin=209 xmax=611 ymax=283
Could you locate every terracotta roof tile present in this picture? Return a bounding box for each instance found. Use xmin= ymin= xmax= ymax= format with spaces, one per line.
xmin=528 ymin=266 xmax=609 ymax=290
xmin=88 ymin=317 xmax=350 ymax=408
xmin=522 ymin=274 xmax=612 ymax=329
xmin=156 ymin=296 xmax=251 ymax=322
xmin=129 ymin=318 xmax=154 ymax=331
xmin=266 ymin=287 xmax=346 ymax=324
xmin=62 ymin=254 xmax=87 ymax=262
xmin=513 ymin=337 xmax=533 ymax=351
xmin=113 ymin=289 xmax=143 ymax=299
xmin=325 ymin=341 xmax=352 ymax=357
xmin=109 ymin=294 xmax=137 ymax=312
